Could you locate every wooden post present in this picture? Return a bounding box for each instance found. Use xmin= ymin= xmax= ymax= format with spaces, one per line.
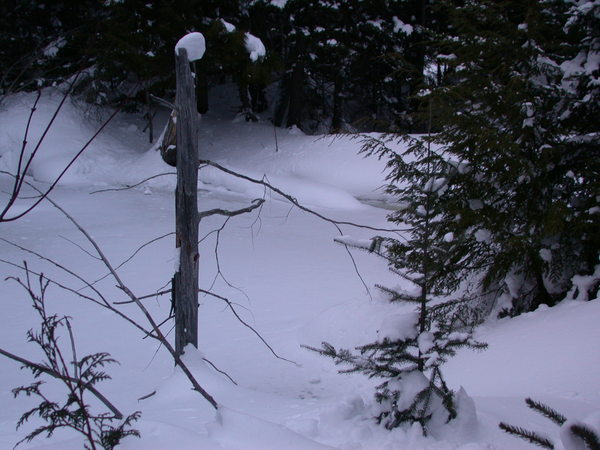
xmin=174 ymin=47 xmax=199 ymax=357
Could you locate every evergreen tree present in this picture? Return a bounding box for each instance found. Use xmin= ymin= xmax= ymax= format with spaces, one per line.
xmin=0 ymin=0 xmax=104 ymax=98
xmin=274 ymin=0 xmax=427 ymax=133
xmin=308 ymin=128 xmax=485 ymax=432
xmin=425 ymin=0 xmax=600 ymax=315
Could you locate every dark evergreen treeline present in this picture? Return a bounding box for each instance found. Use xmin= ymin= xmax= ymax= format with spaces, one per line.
xmin=0 ymin=0 xmax=441 ymax=133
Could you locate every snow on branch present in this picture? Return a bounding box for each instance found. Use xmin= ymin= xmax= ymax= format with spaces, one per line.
xmin=245 ymin=33 xmax=266 ymax=62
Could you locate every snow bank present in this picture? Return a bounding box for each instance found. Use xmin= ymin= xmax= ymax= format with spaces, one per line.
xmin=2 ymin=88 xmax=598 ymax=450
xmin=0 ymin=91 xmax=148 ymax=186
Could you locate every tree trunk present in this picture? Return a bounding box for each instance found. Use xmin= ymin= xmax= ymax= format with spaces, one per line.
xmin=331 ymin=74 xmax=343 ymax=132
xmin=145 ymin=88 xmax=154 ymax=143
xmin=287 ymin=61 xmax=305 ymax=128
xmin=195 ymin=60 xmax=209 ymax=114
xmin=174 ymin=48 xmax=199 ymax=357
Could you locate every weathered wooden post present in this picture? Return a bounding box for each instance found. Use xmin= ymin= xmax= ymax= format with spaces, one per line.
xmin=173 ymin=34 xmax=205 ymax=357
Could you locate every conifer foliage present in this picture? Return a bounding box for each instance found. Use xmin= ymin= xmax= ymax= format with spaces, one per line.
xmin=307 ymin=130 xmax=486 ymax=433
xmin=9 ymin=271 xmax=140 ymax=449
xmin=500 ymin=397 xmax=600 ymax=450
xmin=425 ymin=0 xmax=600 ymax=315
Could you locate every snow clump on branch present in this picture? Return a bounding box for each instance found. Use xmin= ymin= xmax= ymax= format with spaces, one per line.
xmin=245 ymin=33 xmax=266 ymax=62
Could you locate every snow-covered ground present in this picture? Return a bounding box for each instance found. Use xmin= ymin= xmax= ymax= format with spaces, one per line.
xmin=0 ymin=87 xmax=598 ymax=450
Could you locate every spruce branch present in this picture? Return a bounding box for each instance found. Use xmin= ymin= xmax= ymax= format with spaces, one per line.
xmin=499 ymin=422 xmax=555 ymax=449
xmin=570 ymin=424 xmax=600 ymax=450
xmin=525 ymin=398 xmax=567 ymax=426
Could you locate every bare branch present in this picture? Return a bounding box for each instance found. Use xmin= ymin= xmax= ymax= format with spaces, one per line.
xmin=206 ymin=216 xmax=252 ymax=303
xmin=0 ymin=79 xmax=141 ymax=223
xmin=90 ymin=173 xmax=176 ymax=194
xmin=59 ymin=235 xmax=101 ymax=261
xmin=201 ymin=357 xmax=238 ymax=385
xmin=198 ymin=198 xmax=265 ymax=221
xmin=0 ymin=255 xmax=154 ymax=339
xmin=198 ymin=159 xmax=405 ymax=234
xmin=149 ymin=94 xmax=176 ymax=111
xmin=199 ymin=289 xmax=298 ymax=366
xmin=92 ymin=232 xmax=175 ymax=287
xmin=114 ymin=289 xmax=171 ymax=304
xmin=38 ymin=194 xmax=218 ymax=410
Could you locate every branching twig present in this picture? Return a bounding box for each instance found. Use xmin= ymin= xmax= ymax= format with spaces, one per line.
xmin=199 ymin=289 xmax=298 ymax=366
xmin=206 ymin=216 xmax=252 ymax=303
xmin=91 ymin=232 xmax=175 ymax=287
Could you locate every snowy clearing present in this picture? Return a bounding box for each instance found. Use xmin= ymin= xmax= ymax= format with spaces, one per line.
xmin=0 ymin=88 xmax=598 ymax=450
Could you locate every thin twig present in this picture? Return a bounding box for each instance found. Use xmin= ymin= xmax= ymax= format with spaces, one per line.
xmin=0 ymin=256 xmax=154 ymax=339
xmin=202 ymin=357 xmax=238 ymax=385
xmin=199 ymin=289 xmax=298 ymax=366
xmin=90 ymin=173 xmax=176 ymax=194
xmin=91 ymin=232 xmax=175 ymax=287
xmin=59 ymin=235 xmax=101 ymax=261
xmin=39 ymin=194 xmax=218 ymax=410
xmin=207 ymin=216 xmax=252 ymax=304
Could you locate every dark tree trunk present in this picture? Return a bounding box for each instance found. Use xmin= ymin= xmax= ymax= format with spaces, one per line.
xmin=331 ymin=75 xmax=344 ymax=132
xmin=287 ymin=61 xmax=305 ymax=128
xmin=195 ymin=60 xmax=209 ymax=114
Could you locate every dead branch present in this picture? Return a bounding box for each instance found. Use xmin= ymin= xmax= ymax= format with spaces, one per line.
xmin=0 ymin=79 xmax=140 ymax=223
xmin=39 ymin=194 xmax=218 ymax=409
xmin=206 ymin=216 xmax=252 ymax=302
xmin=198 ymin=159 xmax=405 ymax=234
xmin=201 ymin=357 xmax=238 ymax=385
xmin=199 ymin=289 xmax=298 ymax=366
xmin=90 ymin=173 xmax=176 ymax=194
xmin=91 ymin=232 xmax=175 ymax=287
xmin=0 ymin=254 xmax=154 ymax=339
xmin=111 ymin=285 xmax=292 ymax=366
xmin=149 ymin=94 xmax=176 ymax=111
xmin=198 ymin=198 xmax=265 ymax=221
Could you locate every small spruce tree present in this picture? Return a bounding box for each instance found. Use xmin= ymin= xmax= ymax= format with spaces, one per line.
xmin=307 ymin=129 xmax=486 ymax=433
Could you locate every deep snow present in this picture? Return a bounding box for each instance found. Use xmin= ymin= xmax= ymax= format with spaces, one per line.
xmin=0 ymin=87 xmax=598 ymax=450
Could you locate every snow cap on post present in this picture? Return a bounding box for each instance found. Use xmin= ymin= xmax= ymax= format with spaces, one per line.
xmin=175 ymin=32 xmax=206 ymax=62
